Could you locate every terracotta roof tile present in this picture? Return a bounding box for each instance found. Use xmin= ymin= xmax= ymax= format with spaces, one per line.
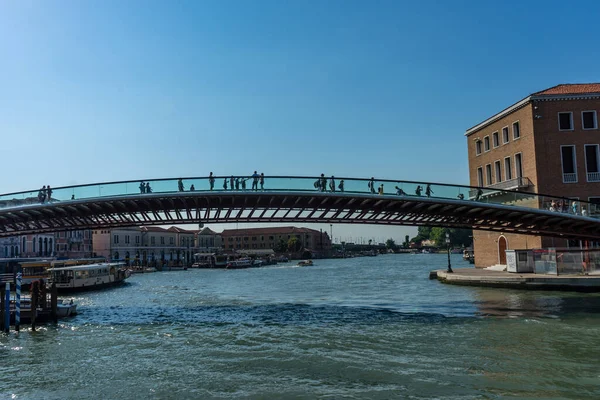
xmin=221 ymin=226 xmax=321 ymax=236
xmin=533 ymin=83 xmax=600 ymax=96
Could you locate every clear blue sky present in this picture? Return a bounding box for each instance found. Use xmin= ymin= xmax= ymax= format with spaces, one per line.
xmin=1 ymin=0 xmax=599 ymax=243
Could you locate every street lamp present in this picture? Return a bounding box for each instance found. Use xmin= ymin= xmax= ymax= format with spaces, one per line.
xmin=446 ymin=232 xmax=453 ymax=273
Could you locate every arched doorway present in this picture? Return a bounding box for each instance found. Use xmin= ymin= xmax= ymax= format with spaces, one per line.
xmin=498 ymin=236 xmax=508 ymax=265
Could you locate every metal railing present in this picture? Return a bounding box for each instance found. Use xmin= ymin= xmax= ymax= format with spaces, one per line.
xmin=0 ymin=175 xmax=596 ymax=219
xmin=485 ymin=176 xmax=531 ymax=191
xmin=587 ymin=172 xmax=600 ymax=182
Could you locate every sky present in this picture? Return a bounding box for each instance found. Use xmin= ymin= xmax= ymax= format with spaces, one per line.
xmin=1 ymin=0 xmax=600 ymax=243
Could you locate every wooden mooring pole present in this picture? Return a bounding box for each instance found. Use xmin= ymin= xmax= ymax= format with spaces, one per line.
xmin=3 ymin=282 xmax=9 ymax=334
xmin=0 ymin=283 xmax=5 ymax=333
xmin=51 ymin=282 xmax=58 ymax=324
xmin=31 ymin=281 xmax=38 ymax=332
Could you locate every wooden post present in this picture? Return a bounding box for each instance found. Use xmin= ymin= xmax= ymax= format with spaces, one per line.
xmin=0 ymin=284 xmax=5 ymax=333
xmin=50 ymin=282 xmax=58 ymax=323
xmin=3 ymin=283 xmax=9 ymax=333
xmin=31 ymin=281 xmax=38 ymax=332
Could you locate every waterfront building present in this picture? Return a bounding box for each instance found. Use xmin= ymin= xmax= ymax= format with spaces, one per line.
xmin=466 ymin=83 xmax=600 ymax=267
xmin=54 ymin=229 xmax=93 ymax=259
xmin=194 ymin=227 xmax=223 ymax=254
xmin=21 ymin=233 xmax=55 ymax=257
xmin=220 ymin=226 xmax=331 ymax=256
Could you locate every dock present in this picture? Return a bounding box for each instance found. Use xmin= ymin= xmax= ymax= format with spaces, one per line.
xmin=431 ymin=268 xmax=600 ymax=292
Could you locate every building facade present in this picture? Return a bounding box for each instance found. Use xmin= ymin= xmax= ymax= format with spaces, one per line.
xmin=466 ymin=83 xmax=600 ymax=267
xmin=195 ymin=227 xmax=223 ymax=254
xmin=220 ymin=226 xmax=331 ymax=254
xmin=54 ymin=229 xmax=93 ymax=259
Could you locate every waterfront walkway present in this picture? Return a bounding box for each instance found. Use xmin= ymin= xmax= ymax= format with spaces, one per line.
xmin=432 ymin=268 xmax=600 ymax=292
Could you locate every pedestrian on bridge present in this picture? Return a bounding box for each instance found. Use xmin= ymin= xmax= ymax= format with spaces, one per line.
xmin=425 ymin=184 xmax=433 ymax=197
xmin=260 ymin=173 xmax=265 ymax=190
xmin=415 ymin=185 xmax=422 ymax=196
xmin=338 ymin=179 xmax=344 ymax=192
xmin=146 ymin=182 xmax=152 ymax=193
xmin=46 ymin=186 xmax=53 ymax=202
xmin=252 ymin=171 xmax=259 ymax=191
xmin=320 ymin=174 xmax=327 ymax=192
xmin=395 ymin=186 xmax=406 ymax=196
xmin=230 ymin=176 xmax=235 ymax=190
xmin=378 ymin=184 xmax=384 ymax=195
xmin=139 ymin=181 xmax=146 ymax=194
xmin=329 ymin=176 xmax=336 ymax=192
xmin=209 ymin=172 xmax=215 ymax=191
xmin=475 ymin=188 xmax=482 ymax=201
xmin=235 ymin=178 xmax=240 ymax=190
xmin=38 ymin=186 xmax=46 ymax=203
xmin=190 ymin=184 xmax=195 ymax=191
xmin=223 ymin=179 xmax=228 ymax=190
xmin=572 ymin=200 xmax=578 ymax=215
xmin=178 ymin=179 xmax=184 ymax=192
xmin=368 ymin=177 xmax=375 ymax=194
xmin=241 ymin=178 xmax=247 ymax=191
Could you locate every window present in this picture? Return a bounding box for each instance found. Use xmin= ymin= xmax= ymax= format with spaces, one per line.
xmin=135 ymin=236 xmax=140 ymax=245
xmin=582 ymin=111 xmax=598 ymax=130
xmin=151 ymin=237 xmax=155 ymax=245
xmin=492 ymin=132 xmax=499 ymax=148
xmin=125 ymin=235 xmax=130 ymax=244
xmin=512 ymin=122 xmax=520 ymax=139
xmin=502 ymin=127 xmax=509 ymax=143
xmin=485 ymin=164 xmax=492 ymax=186
xmin=504 ymin=157 xmax=513 ymax=180
xmin=558 ymin=112 xmax=573 ymax=131
xmin=169 ymin=237 xmax=174 ymax=245
xmin=160 ymin=237 xmax=165 ymax=245
xmin=585 ymin=144 xmax=600 ymax=182
xmin=515 ymin=153 xmax=523 ymax=178
xmin=560 ymin=145 xmax=577 ymax=183
xmin=484 ymin=136 xmax=490 ymax=152
xmin=477 ymin=167 xmax=483 ymax=187
xmin=494 ymin=160 xmax=502 ymax=183
xmin=113 ymin=235 xmax=119 ymax=244
xmin=475 ymin=140 xmax=482 ymax=155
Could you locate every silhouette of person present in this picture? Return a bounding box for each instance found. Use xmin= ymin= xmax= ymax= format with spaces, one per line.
xmin=395 ymin=186 xmax=406 ymax=196
xmin=415 ymin=185 xmax=422 ymax=196
xmin=457 ymin=193 xmax=464 ymax=200
xmin=190 ymin=184 xmax=195 ymax=191
xmin=146 ymin=182 xmax=152 ymax=193
xmin=320 ymin=174 xmax=327 ymax=192
xmin=46 ymin=186 xmax=53 ymax=202
xmin=329 ymin=176 xmax=336 ymax=192
xmin=223 ymin=179 xmax=228 ymax=190
xmin=235 ymin=178 xmax=240 ymax=190
xmin=252 ymin=171 xmax=259 ymax=191
xmin=369 ymin=177 xmax=375 ymax=194
xmin=338 ymin=179 xmax=344 ymax=192
xmin=230 ymin=176 xmax=235 ymax=190
xmin=178 ymin=179 xmax=184 ymax=192
xmin=209 ymin=172 xmax=215 ymax=191
xmin=475 ymin=188 xmax=483 ymax=201
xmin=260 ymin=173 xmax=265 ymax=190
xmin=139 ymin=181 xmax=146 ymax=194
xmin=378 ymin=184 xmax=384 ymax=195
xmin=425 ymin=184 xmax=433 ymax=198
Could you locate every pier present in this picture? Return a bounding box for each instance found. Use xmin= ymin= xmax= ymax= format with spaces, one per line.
xmin=431 ymin=268 xmax=600 ymax=292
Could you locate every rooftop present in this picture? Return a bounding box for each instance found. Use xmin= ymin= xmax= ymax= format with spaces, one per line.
xmin=533 ymin=83 xmax=600 ymax=96
xmin=221 ymin=226 xmax=323 ymax=236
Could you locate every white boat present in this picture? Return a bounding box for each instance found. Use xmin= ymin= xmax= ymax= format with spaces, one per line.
xmin=226 ymin=258 xmax=253 ymax=269
xmin=48 ymin=262 xmax=131 ymax=293
xmin=56 ymin=299 xmax=78 ymax=317
xmin=297 ymin=260 xmax=313 ymax=267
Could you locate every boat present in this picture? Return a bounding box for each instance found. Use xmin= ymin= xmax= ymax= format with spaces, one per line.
xmin=226 ymin=258 xmax=253 ymax=269
xmin=56 ymin=299 xmax=78 ymax=317
xmin=297 ymin=260 xmax=313 ymax=267
xmin=276 ymin=256 xmax=289 ymax=263
xmin=48 ymin=262 xmax=131 ymax=292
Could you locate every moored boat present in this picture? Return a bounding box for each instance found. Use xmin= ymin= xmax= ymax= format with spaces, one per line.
xmin=226 ymin=258 xmax=253 ymax=269
xmin=297 ymin=260 xmax=313 ymax=267
xmin=48 ymin=262 xmax=131 ymax=292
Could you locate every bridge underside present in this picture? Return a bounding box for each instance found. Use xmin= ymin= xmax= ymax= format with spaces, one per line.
xmin=0 ymin=192 xmax=598 ymax=240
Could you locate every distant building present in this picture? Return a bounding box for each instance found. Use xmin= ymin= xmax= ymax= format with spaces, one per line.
xmin=220 ymin=226 xmax=331 ymax=255
xmin=194 ymin=227 xmax=222 ymax=254
xmin=54 ymin=229 xmax=93 ymax=259
xmin=466 ymin=83 xmax=600 ymax=267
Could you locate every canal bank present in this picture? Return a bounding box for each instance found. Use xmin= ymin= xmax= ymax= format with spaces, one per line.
xmin=432 ymin=268 xmax=600 ymax=292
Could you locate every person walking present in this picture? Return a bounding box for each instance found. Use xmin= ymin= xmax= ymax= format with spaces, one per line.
xmin=230 ymin=176 xmax=235 ymax=190
xmin=572 ymin=200 xmax=578 ymax=215
xmin=252 ymin=171 xmax=259 ymax=191
xmin=415 ymin=185 xmax=422 ymax=196
xmin=38 ymin=186 xmax=46 ymax=203
xmin=395 ymin=186 xmax=406 ymax=196
xmin=338 ymin=179 xmax=344 ymax=192
xmin=178 ymin=179 xmax=184 ymax=192
xmin=235 ymin=178 xmax=240 ymax=190
xmin=260 ymin=173 xmax=265 ymax=191
xmin=139 ymin=181 xmax=146 ymax=194
xmin=475 ymin=188 xmax=483 ymax=201
xmin=368 ymin=177 xmax=375 ymax=194
xmin=209 ymin=172 xmax=215 ymax=191
xmin=378 ymin=184 xmax=384 ymax=195
xmin=241 ymin=177 xmax=247 ymax=191
xmin=320 ymin=174 xmax=327 ymax=192
xmin=145 ymin=182 xmax=152 ymax=193
xmin=223 ymin=179 xmax=228 ymax=190
xmin=329 ymin=176 xmax=336 ymax=192
xmin=46 ymin=185 xmax=53 ymax=202
xmin=425 ymin=184 xmax=433 ymax=198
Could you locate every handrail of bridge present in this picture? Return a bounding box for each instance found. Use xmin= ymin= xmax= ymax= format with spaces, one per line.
xmin=0 ymin=175 xmax=597 ymax=218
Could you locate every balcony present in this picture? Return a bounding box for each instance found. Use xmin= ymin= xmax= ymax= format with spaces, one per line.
xmin=587 ymin=172 xmax=600 ymax=182
xmin=486 ymin=177 xmax=532 ymax=191
xmin=563 ymin=173 xmax=577 ymax=183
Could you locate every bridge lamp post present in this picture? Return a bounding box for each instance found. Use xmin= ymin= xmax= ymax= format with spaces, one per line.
xmin=446 ymin=232 xmax=453 ymax=273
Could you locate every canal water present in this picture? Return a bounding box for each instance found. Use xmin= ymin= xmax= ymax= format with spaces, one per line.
xmin=2 ymin=254 xmax=600 ymax=399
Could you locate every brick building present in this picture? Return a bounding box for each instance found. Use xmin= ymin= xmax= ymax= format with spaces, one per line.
xmin=221 ymin=226 xmax=331 ymax=254
xmin=54 ymin=229 xmax=93 ymax=258
xmin=466 ymin=83 xmax=600 ymax=267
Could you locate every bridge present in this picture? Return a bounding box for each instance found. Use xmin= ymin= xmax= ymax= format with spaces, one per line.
xmin=0 ymin=176 xmax=599 ymax=240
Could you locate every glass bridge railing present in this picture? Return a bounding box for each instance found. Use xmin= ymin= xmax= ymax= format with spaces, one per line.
xmin=0 ymin=176 xmax=596 ymax=219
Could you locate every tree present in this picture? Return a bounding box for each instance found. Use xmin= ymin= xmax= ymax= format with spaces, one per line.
xmin=274 ymin=239 xmax=288 ymax=253
xmin=385 ymin=238 xmax=397 ymax=251
xmin=288 ymin=237 xmax=302 ymax=252
xmin=430 ymin=227 xmax=473 ymax=248
xmin=403 ymin=235 xmax=410 ymax=248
